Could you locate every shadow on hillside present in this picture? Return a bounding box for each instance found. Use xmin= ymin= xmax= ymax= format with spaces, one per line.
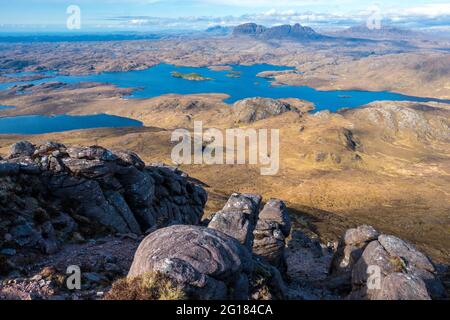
xmin=286 ymin=204 xmax=356 ymax=243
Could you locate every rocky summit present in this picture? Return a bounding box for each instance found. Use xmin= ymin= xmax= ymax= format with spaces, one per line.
xmin=0 ymin=142 xmax=447 ymax=300
xmin=233 ymin=23 xmax=325 ymax=41
xmin=0 ymin=141 xmax=206 ymax=274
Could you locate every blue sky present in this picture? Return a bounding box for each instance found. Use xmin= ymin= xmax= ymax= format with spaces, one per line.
xmin=1 ymin=0 xmax=450 ymax=31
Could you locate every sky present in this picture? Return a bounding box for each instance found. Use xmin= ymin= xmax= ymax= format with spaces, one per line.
xmin=0 ymin=0 xmax=450 ymax=32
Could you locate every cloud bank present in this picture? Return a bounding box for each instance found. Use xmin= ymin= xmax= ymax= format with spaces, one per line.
xmin=108 ymin=4 xmax=450 ymax=31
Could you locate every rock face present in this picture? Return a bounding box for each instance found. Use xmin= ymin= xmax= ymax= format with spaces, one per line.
xmin=331 ymin=226 xmax=446 ymax=300
xmin=233 ymin=98 xmax=296 ymax=123
xmin=128 ymin=225 xmax=254 ymax=300
xmin=0 ymin=141 xmax=207 ymax=269
xmin=207 ymin=194 xmax=291 ymax=299
xmin=233 ymin=23 xmax=324 ymax=41
xmin=253 ymin=199 xmax=292 ymax=271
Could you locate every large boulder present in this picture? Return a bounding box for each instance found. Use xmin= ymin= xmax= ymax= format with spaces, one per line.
xmin=331 ymin=225 xmax=379 ymax=275
xmin=208 ymin=193 xmax=261 ymax=249
xmin=258 ymin=199 xmax=291 ymax=237
xmin=330 ymin=226 xmax=447 ymax=300
xmin=128 ymin=225 xmax=254 ymax=300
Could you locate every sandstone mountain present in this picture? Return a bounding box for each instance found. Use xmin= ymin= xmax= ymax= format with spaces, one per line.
xmin=233 ymin=23 xmax=325 ymax=41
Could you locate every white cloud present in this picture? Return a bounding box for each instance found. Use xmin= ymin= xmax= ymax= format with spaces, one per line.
xmin=397 ymin=4 xmax=450 ymax=17
xmin=105 ymin=1 xmax=450 ymax=30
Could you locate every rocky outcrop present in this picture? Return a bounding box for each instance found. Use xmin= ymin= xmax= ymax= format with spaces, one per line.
xmin=253 ymin=199 xmax=291 ymax=271
xmin=331 ymin=225 xmax=379 ymax=276
xmin=124 ymin=195 xmax=448 ymax=301
xmin=128 ymin=225 xmax=254 ymax=300
xmin=125 ymin=193 xmax=290 ymax=300
xmin=208 ymin=194 xmax=291 ymax=271
xmin=340 ymin=102 xmax=450 ymax=142
xmin=208 ymin=193 xmax=261 ymax=249
xmin=331 ymin=226 xmax=446 ymax=300
xmin=207 ymin=194 xmax=291 ymax=299
xmin=233 ymin=98 xmax=297 ymax=123
xmin=0 ymin=141 xmax=207 ymax=273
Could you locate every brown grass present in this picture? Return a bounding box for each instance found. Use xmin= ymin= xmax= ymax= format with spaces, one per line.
xmin=104 ymin=272 xmax=187 ymax=301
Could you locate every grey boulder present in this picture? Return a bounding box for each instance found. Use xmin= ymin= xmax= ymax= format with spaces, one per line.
xmin=9 ymin=141 xmax=36 ymax=158
xmin=341 ymin=227 xmax=446 ymax=300
xmin=208 ymin=193 xmax=261 ymax=249
xmin=128 ymin=225 xmax=254 ymax=300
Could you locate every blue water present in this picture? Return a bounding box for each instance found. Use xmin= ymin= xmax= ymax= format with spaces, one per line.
xmin=1 ymin=64 xmax=448 ymax=111
xmin=0 ymin=114 xmax=142 ymax=135
xmin=1 ymin=63 xmax=449 ymax=134
xmin=0 ymin=105 xmax=15 ymax=110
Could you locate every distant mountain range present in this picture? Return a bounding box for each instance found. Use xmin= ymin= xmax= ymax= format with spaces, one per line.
xmin=207 ymin=23 xmax=421 ymax=43
xmin=232 ymin=23 xmax=327 ymax=41
xmin=331 ymin=25 xmax=419 ymax=40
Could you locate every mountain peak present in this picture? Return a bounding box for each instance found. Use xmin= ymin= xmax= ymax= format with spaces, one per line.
xmin=233 ymin=22 xmax=324 ymax=41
